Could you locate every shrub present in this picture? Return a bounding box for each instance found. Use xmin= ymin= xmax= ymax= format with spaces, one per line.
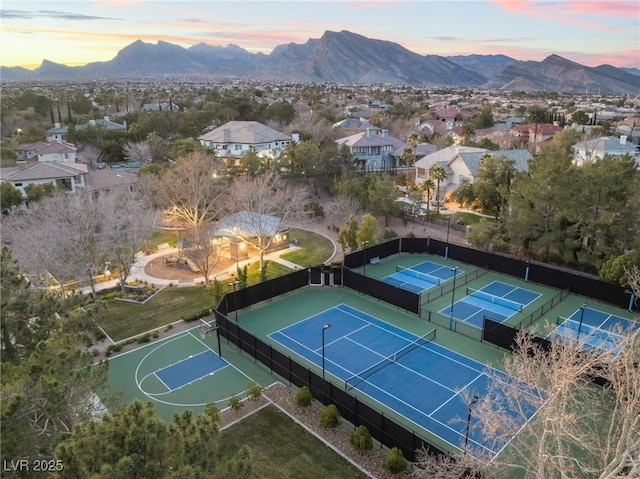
xmin=294 ymin=386 xmax=313 ymax=407
xmin=383 ymin=447 xmax=407 ymax=474
xmin=152 ymin=330 xmax=159 ymax=338
xmin=349 ymin=425 xmax=373 ymax=451
xmin=228 ymin=393 xmax=244 ymax=411
xmin=247 ymin=381 xmax=262 ymax=401
xmin=164 ymin=324 xmax=173 ymax=331
xmin=319 ymin=404 xmax=340 ymax=428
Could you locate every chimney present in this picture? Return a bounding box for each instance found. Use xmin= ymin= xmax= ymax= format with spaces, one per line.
xmin=382 ymin=129 xmax=388 ymax=138
xmin=104 ymin=116 xmax=110 ymax=122
xmin=292 ymin=131 xmax=300 ymax=143
xmin=620 ymin=135 xmax=627 ymax=145
xmin=366 ymin=127 xmax=373 ymax=139
xmin=55 ymin=122 xmax=60 ymax=128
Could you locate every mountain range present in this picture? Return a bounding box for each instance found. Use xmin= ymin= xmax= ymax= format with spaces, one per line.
xmin=2 ymin=30 xmax=639 ymax=94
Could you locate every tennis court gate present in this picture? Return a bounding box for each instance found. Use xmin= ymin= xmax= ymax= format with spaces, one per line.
xmin=214 ymin=312 xmax=447 ymax=463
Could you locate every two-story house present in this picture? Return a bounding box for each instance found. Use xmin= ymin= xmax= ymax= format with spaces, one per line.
xmin=197 ymin=121 xmax=292 ymax=159
xmin=335 ymin=127 xmax=410 ymax=171
xmin=15 ymin=140 xmax=77 ymax=163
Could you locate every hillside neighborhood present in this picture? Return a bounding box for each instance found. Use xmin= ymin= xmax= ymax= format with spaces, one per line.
xmin=1 ymin=73 xmax=639 ymax=479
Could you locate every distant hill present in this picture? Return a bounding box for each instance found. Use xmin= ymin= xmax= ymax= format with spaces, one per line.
xmin=1 ymin=30 xmax=638 ymax=94
xmin=446 ymin=54 xmax=517 ymax=80
xmin=482 ymin=54 xmax=640 ymax=94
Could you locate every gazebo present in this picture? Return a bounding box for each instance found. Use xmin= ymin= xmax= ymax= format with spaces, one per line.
xmin=210 ymin=211 xmax=290 ymax=262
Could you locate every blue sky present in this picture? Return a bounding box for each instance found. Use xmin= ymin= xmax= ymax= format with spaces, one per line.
xmin=1 ymin=0 xmax=638 ymax=69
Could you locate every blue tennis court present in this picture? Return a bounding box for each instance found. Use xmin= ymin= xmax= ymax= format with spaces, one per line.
xmin=549 ymin=307 xmax=640 ymax=355
xmin=382 ymin=261 xmax=464 ymax=294
xmin=268 ymin=304 xmax=542 ymax=458
xmin=440 ymin=281 xmax=541 ymax=328
xmin=155 ymin=350 xmax=228 ymax=391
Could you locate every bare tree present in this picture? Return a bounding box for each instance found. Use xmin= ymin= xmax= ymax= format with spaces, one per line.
xmin=180 ymin=224 xmax=221 ymax=288
xmin=225 ymin=173 xmax=309 ymax=270
xmin=417 ymin=327 xmax=639 ymax=478
xmin=123 ymin=141 xmax=152 ymax=164
xmin=7 ymin=193 xmax=110 ymax=299
xmin=101 ymin=190 xmax=157 ymax=293
xmin=328 ymin=194 xmax=362 ymax=224
xmin=143 ymin=151 xmax=226 ymax=227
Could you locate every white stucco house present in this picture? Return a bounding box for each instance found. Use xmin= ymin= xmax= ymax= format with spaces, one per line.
xmin=197 ymin=121 xmax=292 ymax=159
xmin=415 ymin=145 xmax=533 ymax=194
xmin=571 ymin=136 xmax=639 ymax=166
xmin=14 ymin=140 xmax=77 ymax=163
xmin=0 ymin=162 xmax=88 ymax=197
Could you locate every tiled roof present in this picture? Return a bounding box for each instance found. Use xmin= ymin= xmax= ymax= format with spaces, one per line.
xmin=84 ymin=170 xmax=139 ymax=192
xmin=4 ymin=162 xmax=87 ymax=182
xmin=458 ymin=149 xmax=533 ymax=176
xmin=198 ymin=121 xmax=290 ymax=144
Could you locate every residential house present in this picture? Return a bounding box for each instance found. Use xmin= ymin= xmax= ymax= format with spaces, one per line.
xmin=509 ymin=123 xmax=562 ymax=151
xmin=14 ymin=140 xmax=77 ymax=164
xmin=45 ymin=117 xmax=127 ymax=140
xmin=415 ymin=145 xmax=532 ymax=195
xmin=335 ymin=127 xmax=410 ymax=171
xmin=571 ymin=136 xmax=639 ymax=166
xmin=197 ymin=121 xmax=292 ymax=159
xmin=45 ymin=123 xmax=68 ymax=142
xmin=142 ymin=102 xmax=178 ymax=112
xmin=0 ymin=162 xmax=88 ymax=197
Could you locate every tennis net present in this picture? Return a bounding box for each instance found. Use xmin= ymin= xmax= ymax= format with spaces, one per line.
xmin=345 ymin=328 xmax=436 ymax=390
xmin=466 ymin=287 xmax=524 ymax=312
xmin=556 ymin=317 xmax=623 ymax=345
xmin=396 ymin=265 xmax=441 ymax=285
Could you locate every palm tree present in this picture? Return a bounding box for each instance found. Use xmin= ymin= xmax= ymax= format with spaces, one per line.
xmin=421 ymin=178 xmax=435 ymax=216
xmin=431 ymin=165 xmax=447 ymax=214
xmin=526 ymin=106 xmax=549 ymax=154
xmin=400 ymin=147 xmax=416 ymax=187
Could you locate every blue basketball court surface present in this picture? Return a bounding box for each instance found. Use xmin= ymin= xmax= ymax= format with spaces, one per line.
xmin=549 ymin=307 xmax=640 ymax=355
xmin=381 ymin=260 xmax=464 ymax=293
xmin=268 ymin=304 xmax=542 ymax=458
xmin=154 ymin=349 xmax=228 ymax=391
xmin=440 ymin=281 xmax=541 ymax=328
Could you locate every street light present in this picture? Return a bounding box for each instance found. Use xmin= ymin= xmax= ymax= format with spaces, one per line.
xmin=449 ymin=267 xmax=459 ymax=330
xmin=464 ymin=395 xmax=480 ymax=449
xmin=322 ymin=324 xmax=332 ymax=403
xmin=228 ymin=281 xmax=240 ymax=323
xmin=362 ymin=241 xmax=370 ymax=276
xmin=577 ymin=303 xmax=588 ymax=340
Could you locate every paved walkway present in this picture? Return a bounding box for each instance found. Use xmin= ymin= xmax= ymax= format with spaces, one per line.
xmin=81 ymin=229 xmax=337 ymax=295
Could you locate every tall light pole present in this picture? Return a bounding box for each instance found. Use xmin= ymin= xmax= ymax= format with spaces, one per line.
xmin=449 ymin=267 xmax=459 ymax=330
xmin=577 ymin=303 xmax=588 ymax=340
xmin=229 ymin=281 xmax=240 ymax=323
xmin=362 ymin=240 xmax=370 ymax=276
xmin=465 ymin=395 xmax=479 ymax=449
xmin=322 ymin=324 xmax=332 ymax=403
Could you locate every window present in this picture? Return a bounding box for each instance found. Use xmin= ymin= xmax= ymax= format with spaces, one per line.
xmin=14 ymin=183 xmax=22 ymax=187
xmin=234 ymin=144 xmax=243 ymax=151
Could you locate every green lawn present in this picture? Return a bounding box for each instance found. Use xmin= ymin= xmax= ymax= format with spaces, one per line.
xmin=280 ymin=228 xmax=335 ymax=266
xmin=101 ymin=260 xmax=293 ymax=341
xmin=101 ymin=286 xmax=217 ymax=341
xmin=219 ymin=405 xmax=370 ymax=479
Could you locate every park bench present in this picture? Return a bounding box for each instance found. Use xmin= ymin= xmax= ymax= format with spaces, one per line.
xmin=370 ymin=256 xmax=381 ymax=265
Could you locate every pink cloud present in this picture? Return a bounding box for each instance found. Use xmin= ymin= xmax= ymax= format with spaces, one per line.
xmin=489 ymin=0 xmax=628 ymax=31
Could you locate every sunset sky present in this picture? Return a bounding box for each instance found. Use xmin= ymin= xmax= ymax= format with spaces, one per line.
xmin=1 ymin=0 xmax=638 ymax=70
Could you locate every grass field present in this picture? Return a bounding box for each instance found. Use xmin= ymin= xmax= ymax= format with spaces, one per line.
xmin=219 ymin=405 xmax=369 ymax=479
xmin=280 ymin=228 xmax=335 ymax=266
xmin=101 ymin=286 xmax=217 ymax=341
